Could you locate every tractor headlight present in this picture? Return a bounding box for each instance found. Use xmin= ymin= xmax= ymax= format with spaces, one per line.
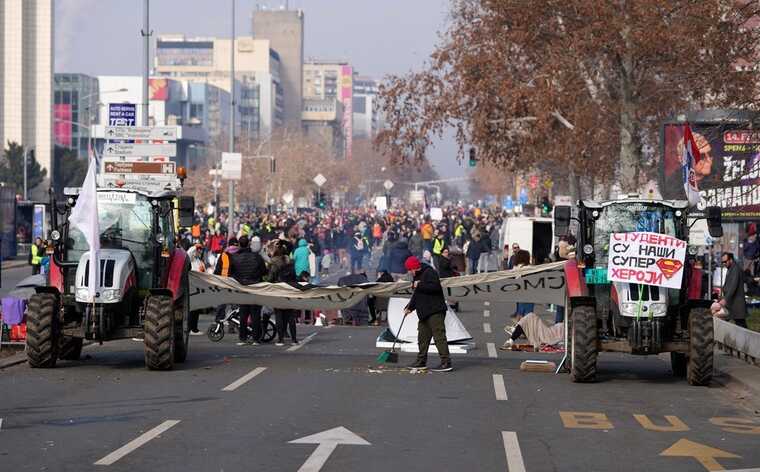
xmin=649 ymin=303 xmax=667 ymax=317
xmin=621 ymin=302 xmax=637 ymax=316
xmin=688 ymin=245 xmax=698 ymax=255
xmin=50 ymin=230 xmax=61 ymax=241
xmin=592 ymin=210 xmax=600 ymax=218
xmin=583 ymin=244 xmax=594 ymax=255
xmin=76 ymin=288 xmax=92 ymax=302
xmin=675 ymin=210 xmax=683 ymax=217
xmin=100 ymin=289 xmax=121 ymax=302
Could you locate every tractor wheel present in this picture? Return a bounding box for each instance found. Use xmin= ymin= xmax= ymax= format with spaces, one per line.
xmin=670 ymin=352 xmax=687 ymax=377
xmin=144 ymin=295 xmax=175 ymax=370
xmin=59 ymin=336 xmax=84 ymax=361
xmin=570 ymin=305 xmax=597 ymax=383
xmin=26 ymin=293 xmax=61 ymax=368
xmin=174 ymin=274 xmax=190 ymax=364
xmin=687 ymin=307 xmax=713 ymax=386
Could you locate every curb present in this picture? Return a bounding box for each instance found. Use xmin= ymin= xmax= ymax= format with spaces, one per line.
xmin=1 ymin=260 xmax=29 ymax=270
xmin=0 ymin=350 xmax=27 ymax=369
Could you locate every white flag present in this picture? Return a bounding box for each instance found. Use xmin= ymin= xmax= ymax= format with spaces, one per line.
xmin=69 ymin=158 xmax=100 ymax=301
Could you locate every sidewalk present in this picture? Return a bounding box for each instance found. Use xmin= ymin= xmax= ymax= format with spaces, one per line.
xmin=1 ymin=259 xmax=28 ymax=270
xmin=713 ymin=347 xmax=760 ymax=401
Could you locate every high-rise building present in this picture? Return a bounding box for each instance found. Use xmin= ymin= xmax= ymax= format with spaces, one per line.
xmin=352 ymin=76 xmax=381 ymax=139
xmin=252 ymin=8 xmax=303 ymax=127
xmin=54 ymin=73 xmax=99 ymax=159
xmin=154 ymin=35 xmax=283 ymax=139
xmin=304 ymin=61 xmax=354 ymax=158
xmin=0 ymin=0 xmax=54 ymax=191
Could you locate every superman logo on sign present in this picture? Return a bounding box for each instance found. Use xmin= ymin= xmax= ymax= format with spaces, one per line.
xmin=655 ymin=258 xmax=683 ymax=279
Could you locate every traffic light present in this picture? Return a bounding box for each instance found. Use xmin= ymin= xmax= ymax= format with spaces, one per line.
xmin=270 ymin=158 xmax=276 ymax=174
xmin=468 ymin=147 xmax=477 ymax=167
xmin=314 ymin=191 xmax=327 ymax=209
xmin=541 ymin=196 xmax=552 ymax=215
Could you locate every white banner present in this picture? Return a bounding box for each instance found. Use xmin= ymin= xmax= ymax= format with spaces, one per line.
xmin=607 ymin=232 xmax=687 ymax=289
xmin=189 ymin=261 xmax=568 ymax=311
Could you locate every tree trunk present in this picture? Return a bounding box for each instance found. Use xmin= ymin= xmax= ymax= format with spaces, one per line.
xmin=617 ymin=9 xmax=641 ymax=193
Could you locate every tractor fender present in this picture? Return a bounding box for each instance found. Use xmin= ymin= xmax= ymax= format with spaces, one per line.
xmin=148 ymin=288 xmax=174 ymax=299
xmin=48 ymin=256 xmax=64 ymax=293
xmin=34 ymin=286 xmax=61 ymax=297
xmin=569 ymin=296 xmax=596 ymax=310
xmin=564 ymin=259 xmax=588 ymax=298
xmin=164 ymin=248 xmax=190 ymax=300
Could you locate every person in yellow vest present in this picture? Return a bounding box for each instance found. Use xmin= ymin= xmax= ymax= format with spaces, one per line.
xmin=30 ymin=237 xmax=43 ymax=275
xmin=432 ymin=229 xmax=448 ymax=270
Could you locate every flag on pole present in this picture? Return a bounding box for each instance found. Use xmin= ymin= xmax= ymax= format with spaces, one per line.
xmin=69 ymin=158 xmax=100 ymax=301
xmin=682 ymin=124 xmax=702 ymax=207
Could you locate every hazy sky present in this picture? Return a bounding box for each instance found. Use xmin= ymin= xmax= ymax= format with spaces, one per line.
xmin=55 ymin=0 xmax=467 ymax=179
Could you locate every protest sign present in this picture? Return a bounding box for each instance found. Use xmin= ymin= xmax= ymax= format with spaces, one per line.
xmin=607 ymin=232 xmax=687 ymax=289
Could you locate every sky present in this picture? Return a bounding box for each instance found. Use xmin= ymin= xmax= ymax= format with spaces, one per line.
xmin=54 ymin=0 xmax=467 ymax=179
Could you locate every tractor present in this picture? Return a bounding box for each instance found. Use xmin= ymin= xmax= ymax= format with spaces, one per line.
xmin=26 ymin=165 xmax=195 ymax=370
xmin=554 ymin=196 xmax=723 ymax=386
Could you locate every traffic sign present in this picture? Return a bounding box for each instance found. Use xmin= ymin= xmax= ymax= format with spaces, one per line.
xmin=108 ymin=103 xmax=136 ymax=126
xmin=102 ymin=160 xmax=176 ymax=175
xmin=383 ymin=179 xmax=394 ymax=191
xmin=103 ymin=143 xmax=176 ymax=157
xmin=282 ymin=191 xmax=294 ymax=204
xmin=105 ymin=126 xmax=177 ymax=141
xmin=313 ymin=173 xmax=327 ymax=187
xmin=221 ymin=152 xmax=242 ymax=180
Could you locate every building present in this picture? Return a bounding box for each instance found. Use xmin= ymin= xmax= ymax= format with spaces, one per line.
xmin=252 ymin=8 xmax=303 ymax=127
xmin=352 ymin=76 xmax=381 ymax=139
xmin=303 ymin=61 xmax=354 ymax=158
xmin=302 ymin=98 xmax=344 ymax=159
xmin=0 ymin=0 xmax=54 ymax=191
xmin=53 ymin=73 xmax=99 ymax=159
xmin=154 ymin=34 xmax=283 ymax=139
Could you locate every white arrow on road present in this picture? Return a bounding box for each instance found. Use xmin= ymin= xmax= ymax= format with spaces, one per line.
xmin=289 ymin=426 xmax=370 ymax=472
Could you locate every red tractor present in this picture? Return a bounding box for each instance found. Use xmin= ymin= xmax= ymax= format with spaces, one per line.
xmin=26 ymin=167 xmax=195 ymax=370
xmin=554 ymin=196 xmax=723 ymax=386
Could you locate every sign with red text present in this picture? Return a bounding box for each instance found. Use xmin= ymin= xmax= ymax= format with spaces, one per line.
xmin=607 ymin=232 xmax=687 ymax=289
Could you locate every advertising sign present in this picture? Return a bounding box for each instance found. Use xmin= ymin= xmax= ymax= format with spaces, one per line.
xmin=32 ymin=205 xmax=45 ymax=240
xmin=607 ymin=232 xmax=687 ymax=289
xmin=108 ymin=103 xmax=136 ymax=126
xmin=54 ymin=104 xmax=72 ymax=147
xmin=341 ymin=65 xmax=353 ymax=159
xmin=661 ymin=122 xmax=760 ymax=219
xmin=149 ymin=78 xmax=169 ymax=101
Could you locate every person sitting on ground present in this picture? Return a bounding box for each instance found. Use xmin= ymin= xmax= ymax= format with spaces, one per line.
xmin=501 ymin=312 xmax=564 ymax=351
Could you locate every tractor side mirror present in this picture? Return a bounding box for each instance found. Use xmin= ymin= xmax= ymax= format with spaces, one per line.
xmin=706 ymin=206 xmax=723 ymax=238
xmin=554 ymin=205 xmax=571 ymax=236
xmin=178 ymin=196 xmax=195 ymax=228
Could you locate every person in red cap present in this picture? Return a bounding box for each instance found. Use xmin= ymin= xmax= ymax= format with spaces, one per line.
xmin=403 ymin=255 xmax=452 ymax=372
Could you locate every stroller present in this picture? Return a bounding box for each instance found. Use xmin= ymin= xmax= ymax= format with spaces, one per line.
xmin=207 ymin=305 xmax=277 ymax=343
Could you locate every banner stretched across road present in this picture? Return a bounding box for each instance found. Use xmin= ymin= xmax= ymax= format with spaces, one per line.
xmin=189 ymin=261 xmax=568 ymax=311
xmin=607 ymin=232 xmax=687 ymax=289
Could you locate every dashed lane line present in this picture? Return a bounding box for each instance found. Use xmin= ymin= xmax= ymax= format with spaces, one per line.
xmin=501 ymin=431 xmax=527 ymax=472
xmin=487 ymin=343 xmax=498 ymax=358
xmin=483 ymin=323 xmax=492 ymax=333
xmin=221 ymin=367 xmax=268 ymax=392
xmin=287 ymin=332 xmax=318 ymax=352
xmin=493 ymin=374 xmax=508 ymax=401
xmin=484 ymin=309 xmax=490 ymax=318
xmin=484 ymin=301 xmax=491 ymax=306
xmin=94 ymin=420 xmax=180 ymax=466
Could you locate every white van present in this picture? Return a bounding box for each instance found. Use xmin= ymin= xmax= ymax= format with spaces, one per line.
xmin=499 ymin=216 xmax=554 ymax=264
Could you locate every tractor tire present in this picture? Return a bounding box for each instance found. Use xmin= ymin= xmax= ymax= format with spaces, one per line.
xmin=670 ymin=352 xmax=687 ymax=378
xmin=26 ymin=293 xmax=60 ymax=368
xmin=687 ymin=307 xmax=713 ymax=386
xmin=174 ymin=274 xmax=190 ymax=364
xmin=59 ymin=336 xmax=84 ymax=361
xmin=570 ymin=305 xmax=597 ymax=383
xmin=144 ymin=295 xmax=175 ymax=371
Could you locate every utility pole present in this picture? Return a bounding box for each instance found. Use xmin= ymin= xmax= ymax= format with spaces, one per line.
xmin=141 ymin=0 xmax=151 ymax=126
xmin=23 ymin=149 xmax=28 ymax=201
xmin=228 ymin=0 xmax=236 ymax=233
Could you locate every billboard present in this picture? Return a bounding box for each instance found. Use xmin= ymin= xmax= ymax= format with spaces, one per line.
xmin=149 ymin=78 xmax=169 ymax=101
xmin=341 ymin=65 xmax=353 ymax=159
xmin=54 ymin=104 xmax=72 ymax=147
xmin=108 ymin=103 xmax=136 ymax=126
xmin=661 ymin=122 xmax=760 ymax=220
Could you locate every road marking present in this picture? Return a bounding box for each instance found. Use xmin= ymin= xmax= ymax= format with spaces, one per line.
xmin=94 ymin=420 xmax=180 ymax=466
xmin=484 ymin=301 xmax=490 ymax=306
xmin=221 ymin=367 xmax=267 ymax=392
xmin=559 ymin=411 xmax=614 ymax=429
xmin=483 ymin=309 xmax=490 ymax=318
xmin=290 ymin=426 xmax=370 ymax=472
xmin=483 ymin=322 xmax=492 ymax=333
xmin=724 ymin=469 xmax=760 ymax=472
xmin=287 ymin=332 xmax=317 ymax=352
xmin=0 ymin=418 xmax=3 ymax=431
xmin=634 ymin=414 xmax=689 ymax=432
xmin=487 ymin=343 xmax=497 ymax=358
xmin=710 ymin=417 xmax=760 ymax=435
xmin=492 ymin=374 xmax=508 ymax=401
xmin=660 ymin=438 xmax=740 ymax=471
xmin=501 ymin=431 xmax=526 ymax=472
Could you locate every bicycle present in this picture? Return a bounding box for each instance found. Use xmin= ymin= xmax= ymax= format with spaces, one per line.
xmin=207 ymin=306 xmax=276 ymax=343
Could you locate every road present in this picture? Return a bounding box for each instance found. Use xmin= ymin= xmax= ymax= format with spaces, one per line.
xmin=0 ymin=265 xmax=34 ymax=298
xmin=1 ymin=299 xmax=759 ymax=472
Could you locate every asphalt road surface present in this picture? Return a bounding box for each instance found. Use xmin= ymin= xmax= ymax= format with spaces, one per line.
xmin=2 ymin=298 xmax=760 ymax=472
xmin=0 ymin=265 xmax=34 ymax=298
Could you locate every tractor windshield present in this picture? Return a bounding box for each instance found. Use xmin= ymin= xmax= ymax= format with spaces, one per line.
xmin=65 ymin=193 xmax=155 ymax=284
xmin=592 ymin=203 xmax=679 ymax=266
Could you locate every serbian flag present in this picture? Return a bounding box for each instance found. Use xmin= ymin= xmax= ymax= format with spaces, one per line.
xmin=682 ymin=124 xmax=702 ymax=207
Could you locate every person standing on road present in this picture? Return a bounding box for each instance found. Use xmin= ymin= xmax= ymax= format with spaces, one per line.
xmin=404 ymin=256 xmax=452 ymax=372
xmin=229 ymin=235 xmax=268 ymax=346
xmin=268 ymin=241 xmax=299 ymax=346
xmin=720 ymin=252 xmax=748 ymax=328
xmin=213 ymin=237 xmax=239 ymax=325
xmin=30 ymin=237 xmax=43 ymax=275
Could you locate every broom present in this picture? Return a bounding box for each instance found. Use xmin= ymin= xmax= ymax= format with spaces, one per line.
xmin=377 ymin=312 xmax=409 ymax=363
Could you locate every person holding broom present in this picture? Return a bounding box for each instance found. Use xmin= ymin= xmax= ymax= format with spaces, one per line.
xmin=403 ymin=256 xmax=452 ymax=372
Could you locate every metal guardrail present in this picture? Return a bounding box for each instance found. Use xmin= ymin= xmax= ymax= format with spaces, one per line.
xmin=714 ymin=317 xmax=760 ymax=366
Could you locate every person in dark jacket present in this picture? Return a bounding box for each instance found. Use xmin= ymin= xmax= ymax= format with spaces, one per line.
xmin=404 ymin=256 xmax=452 ymax=372
xmin=465 ymin=233 xmax=482 ymax=275
xmin=229 ymin=235 xmax=267 ymax=345
xmin=437 ymin=248 xmax=457 ymax=278
xmin=721 ymin=252 xmax=748 ymax=328
xmin=267 ymin=241 xmax=299 ymax=345
xmin=368 ymin=270 xmax=394 ymax=325
xmin=389 ymin=239 xmax=413 ymax=278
